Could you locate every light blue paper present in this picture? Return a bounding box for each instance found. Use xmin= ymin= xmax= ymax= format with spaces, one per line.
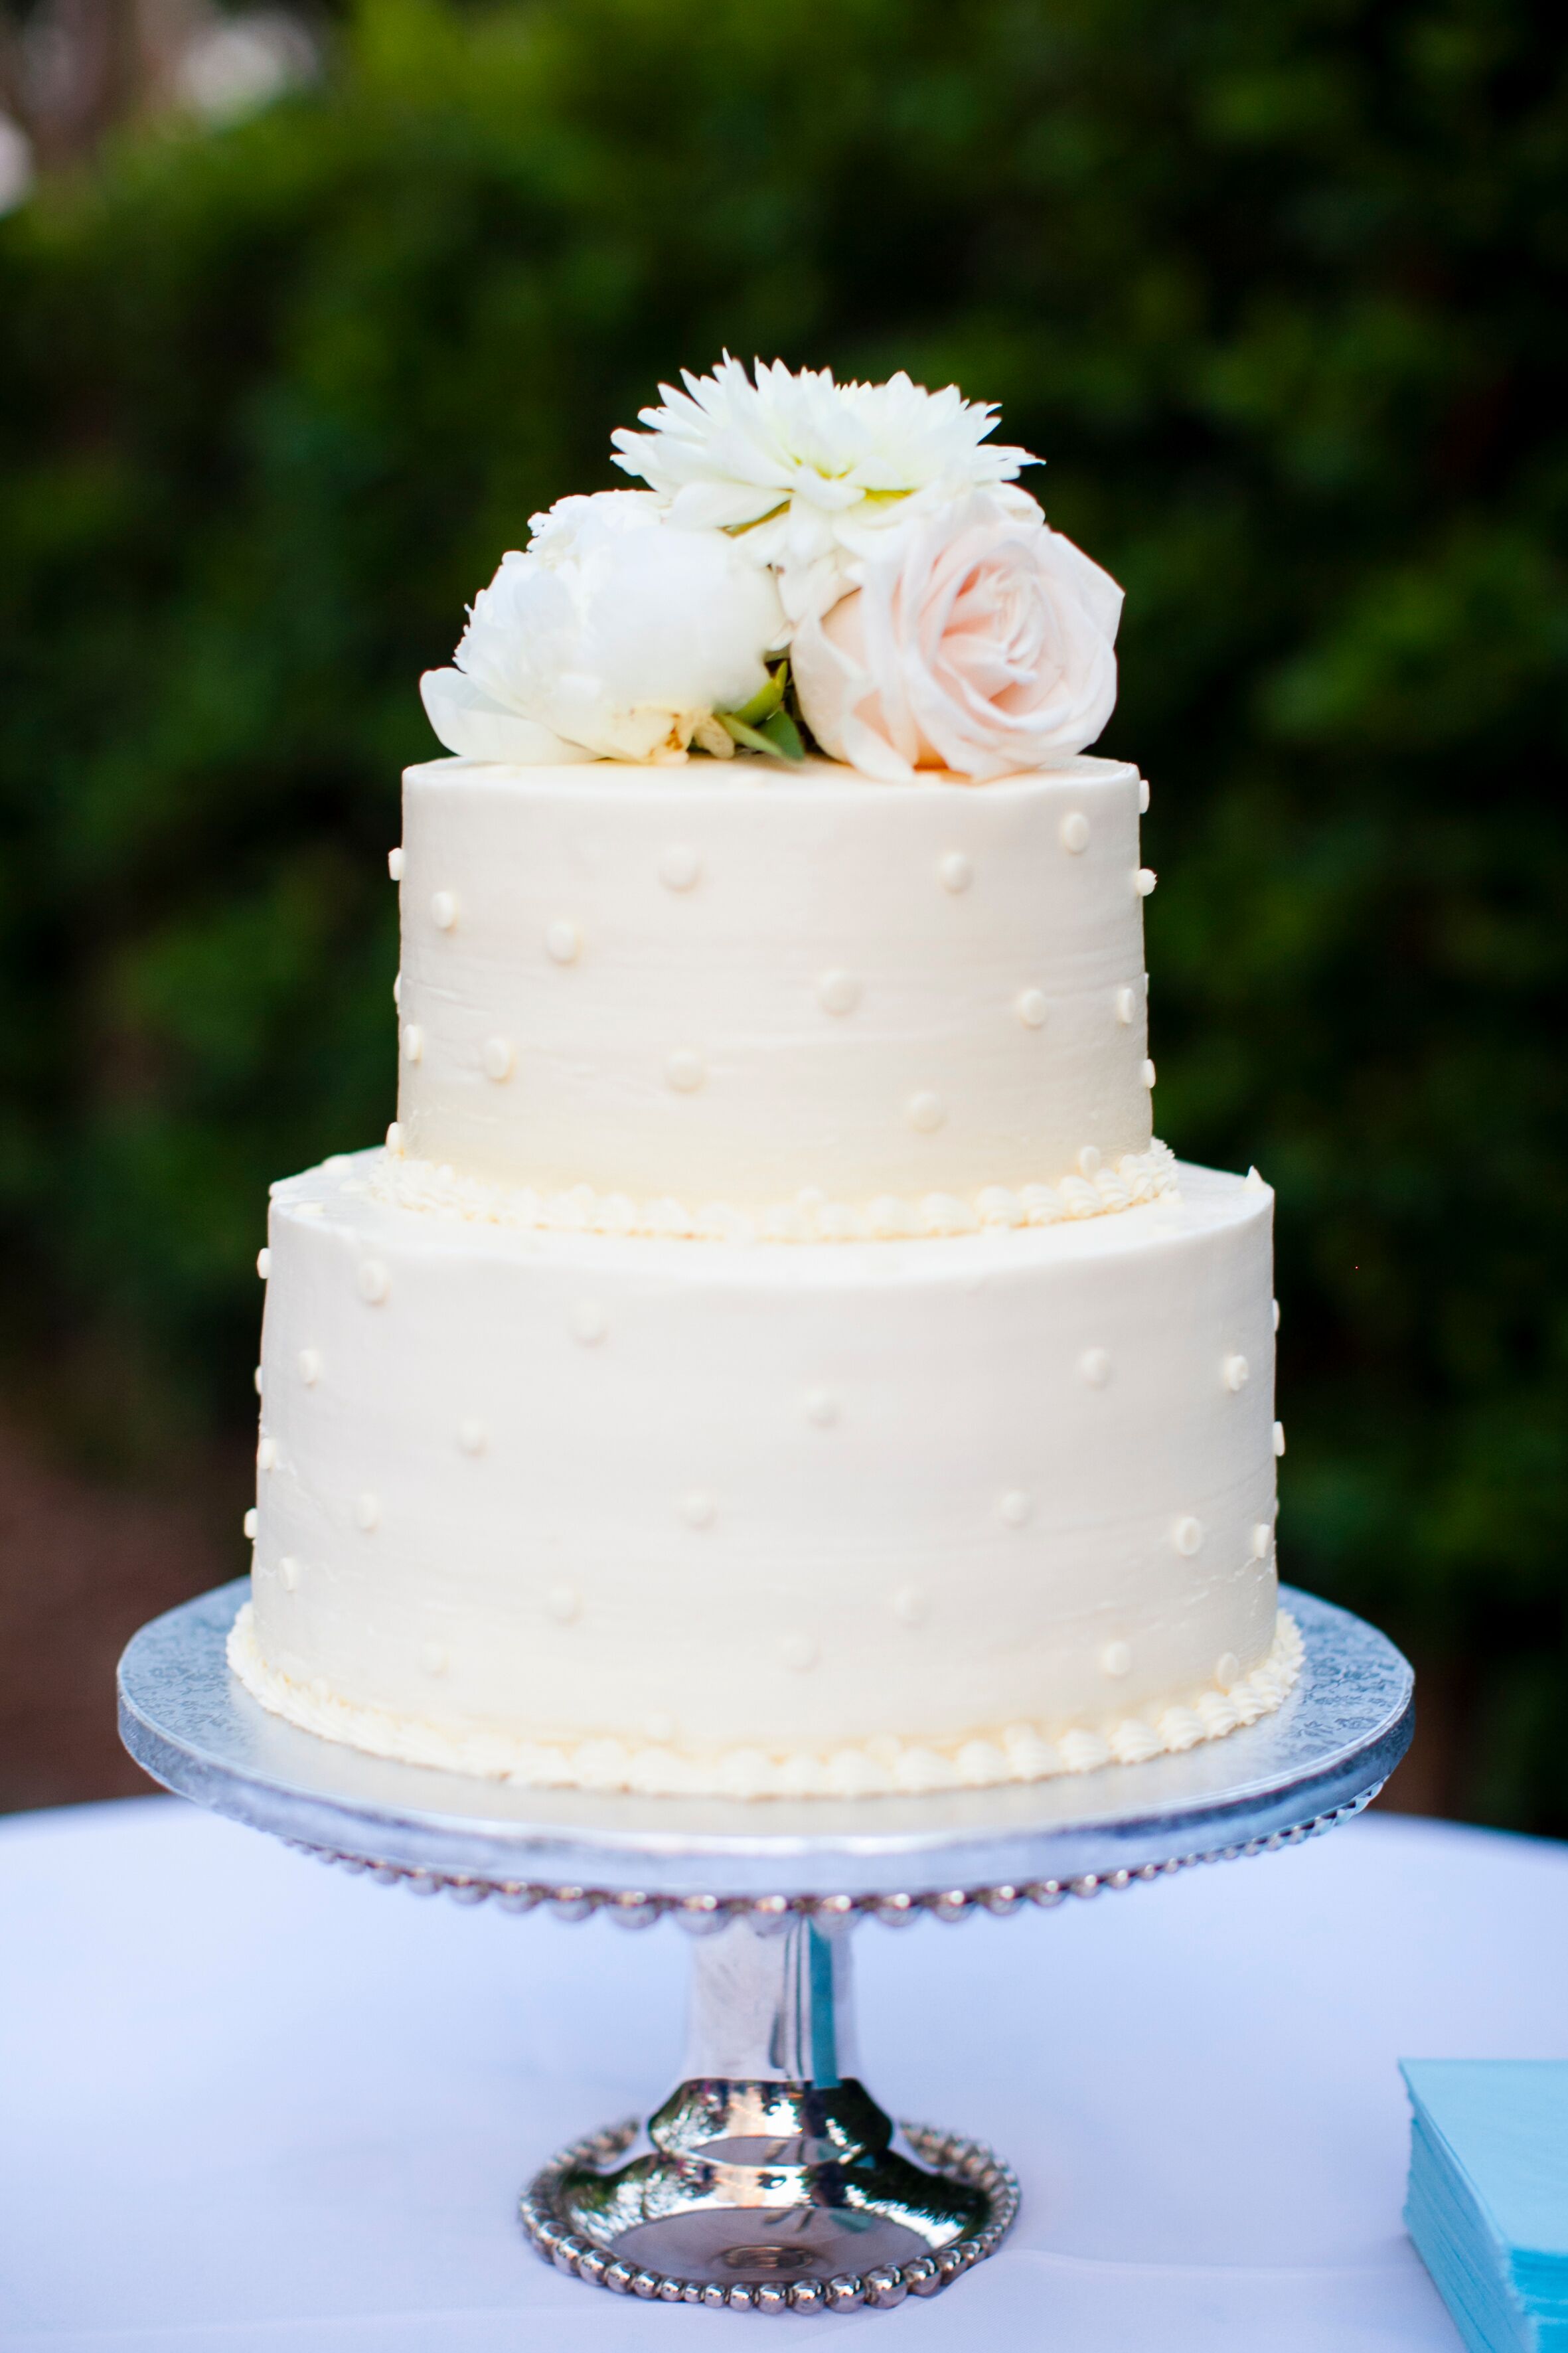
xmin=1407 ymin=2166 xmax=1531 ymax=2353
xmin=1403 ymin=2064 xmax=1568 ymax=2270
xmin=1403 ymin=2060 xmax=1568 ymax=2353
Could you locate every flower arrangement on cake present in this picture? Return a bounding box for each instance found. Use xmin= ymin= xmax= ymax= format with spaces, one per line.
xmin=421 ymin=355 xmax=1121 ymax=781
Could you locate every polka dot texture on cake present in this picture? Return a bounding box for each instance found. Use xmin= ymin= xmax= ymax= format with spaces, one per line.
xmin=390 ymin=756 xmax=1158 ymax=1212
xmin=239 ymin=1153 xmax=1284 ymax=1795
xmin=238 ymin=711 xmax=1286 ymax=1801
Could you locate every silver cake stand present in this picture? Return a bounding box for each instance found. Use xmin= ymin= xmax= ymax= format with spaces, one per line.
xmin=119 ymin=1580 xmax=1411 ymax=2316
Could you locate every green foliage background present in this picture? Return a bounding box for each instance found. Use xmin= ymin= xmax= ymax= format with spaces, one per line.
xmin=2 ymin=0 xmax=1565 ymax=1821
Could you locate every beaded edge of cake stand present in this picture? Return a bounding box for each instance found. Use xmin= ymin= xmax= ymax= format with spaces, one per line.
xmin=283 ymin=1779 xmax=1381 ymax=1927
xmin=520 ymin=2118 xmax=1020 ymax=2312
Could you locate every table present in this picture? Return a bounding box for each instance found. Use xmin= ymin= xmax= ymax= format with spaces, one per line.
xmin=3 ymin=1799 xmax=1565 ymax=2350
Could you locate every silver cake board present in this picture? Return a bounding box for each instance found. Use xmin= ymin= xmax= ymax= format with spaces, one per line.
xmin=119 ymin=1582 xmax=1412 ymax=2314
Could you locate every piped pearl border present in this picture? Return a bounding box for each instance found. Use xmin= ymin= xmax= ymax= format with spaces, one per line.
xmin=228 ymin=1605 xmax=1302 ymax=1800
xmin=368 ymin=1139 xmax=1180 ymax=1244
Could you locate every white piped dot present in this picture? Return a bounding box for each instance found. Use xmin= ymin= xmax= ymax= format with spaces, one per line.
xmin=939 ymin=851 xmax=973 ymax=892
xmin=297 ymin=1348 xmax=321 ymax=1386
xmin=999 ymin=1490 xmax=1034 ymax=1528
xmin=1078 ymin=1145 xmax=1102 ymax=1177
xmin=803 ymin=1388 xmax=839 ymax=1429
xmin=1223 ymin=1353 xmax=1250 ymax=1392
xmin=659 ymin=844 xmax=702 ymax=892
xmin=457 ymin=1420 xmax=488 ymax=1456
xmin=392 ymin=973 xmax=400 ymax=1009
xmin=481 ymin=1035 xmax=514 ymax=1082
xmin=242 ymin=1508 xmax=257 ymax=1540
xmin=1141 ymin=1058 xmax=1156 ymax=1088
xmin=1246 ymin=1165 xmax=1268 ymax=1192
xmin=1215 ymin=1652 xmax=1241 ymax=1688
xmin=258 ymin=1437 xmax=277 ymax=1472
xmin=546 ymin=1584 xmax=580 ymax=1625
xmin=256 ymin=1247 xmax=271 ymax=1279
xmin=1273 ymin=1298 xmax=1281 ymax=1333
xmin=279 ymin=1556 xmax=300 ymax=1592
xmin=1059 ymin=811 xmax=1091 ymax=853
xmin=1273 ymin=1420 xmax=1287 ymax=1457
xmin=1080 ymin=1347 xmax=1113 ymax=1388
xmin=1101 ymin=1640 xmax=1132 ymax=1678
xmin=545 ymin=918 xmax=580 ymax=964
xmin=1135 ymin=867 xmax=1158 ymax=897
xmin=570 ymin=1301 xmax=607 ymax=1345
xmin=420 ymin=1641 xmax=448 ymax=1676
xmin=1115 ymin=985 xmax=1137 ymax=1025
xmin=892 ymin=1585 xmax=929 ymax=1628
xmin=817 ymin=969 xmax=862 ymax=1016
xmin=387 ymin=847 xmax=404 ymax=880
xmin=1173 ymin=1516 xmax=1204 ymax=1556
xmin=1016 ymin=988 xmax=1048 ymax=1028
xmin=681 ymin=1489 xmax=716 ymax=1529
xmin=907 ymin=1090 xmax=945 ymax=1133
xmin=1138 ymin=777 xmax=1150 ymax=812
xmin=386 ymin=1121 xmax=403 ymax=1155
xmin=356 ymin=1259 xmax=388 ymax=1304
xmin=1251 ymin=1523 xmax=1273 ymax=1560
xmin=781 ymin=1633 xmax=819 ymax=1673
xmin=253 ymin=1365 xmax=264 ymax=1396
xmin=430 ymin=890 xmax=457 ymax=931
xmin=666 ymin=1048 xmax=706 ymax=1093
xmin=402 ymin=1024 xmax=424 ymax=1064
xmin=355 ymin=1491 xmax=380 ymax=1532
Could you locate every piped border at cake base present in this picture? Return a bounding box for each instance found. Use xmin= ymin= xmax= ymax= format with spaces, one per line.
xmin=226 ymin=1604 xmax=1303 ymax=1801
xmin=367 ymin=1139 xmax=1179 ymax=1244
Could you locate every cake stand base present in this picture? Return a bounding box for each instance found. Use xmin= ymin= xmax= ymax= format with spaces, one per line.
xmin=522 ymin=1911 xmax=1012 ymax=2309
xmin=119 ymin=1582 xmax=1411 ymax=2316
xmin=528 ymin=2103 xmax=1010 ymax=2313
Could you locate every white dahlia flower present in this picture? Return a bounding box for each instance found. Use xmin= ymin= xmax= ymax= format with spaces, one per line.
xmin=420 ymin=491 xmax=785 ymax=766
xmin=611 ymin=356 xmax=1040 ymax=624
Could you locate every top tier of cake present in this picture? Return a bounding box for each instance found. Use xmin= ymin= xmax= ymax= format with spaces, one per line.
xmin=391 ymin=751 xmax=1158 ymax=1220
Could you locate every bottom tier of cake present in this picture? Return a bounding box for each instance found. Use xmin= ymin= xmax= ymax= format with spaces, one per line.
xmin=237 ymin=1151 xmax=1294 ymax=1797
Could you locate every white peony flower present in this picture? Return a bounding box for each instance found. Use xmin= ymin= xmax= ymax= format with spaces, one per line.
xmin=790 ymin=490 xmax=1122 ymax=782
xmin=420 ymin=491 xmax=785 ymax=766
xmin=611 ymin=356 xmax=1040 ymax=625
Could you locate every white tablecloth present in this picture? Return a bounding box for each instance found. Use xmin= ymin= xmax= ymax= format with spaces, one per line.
xmin=3 ymin=1799 xmax=1566 ymax=2350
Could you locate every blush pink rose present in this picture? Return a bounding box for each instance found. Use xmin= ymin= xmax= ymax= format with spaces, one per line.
xmin=790 ymin=490 xmax=1123 ymax=781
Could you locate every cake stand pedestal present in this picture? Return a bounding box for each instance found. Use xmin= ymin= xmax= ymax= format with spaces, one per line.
xmin=119 ymin=1582 xmax=1411 ymax=2316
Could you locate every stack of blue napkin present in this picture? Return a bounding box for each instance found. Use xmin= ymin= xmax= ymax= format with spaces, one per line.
xmin=1403 ymin=2060 xmax=1568 ymax=2350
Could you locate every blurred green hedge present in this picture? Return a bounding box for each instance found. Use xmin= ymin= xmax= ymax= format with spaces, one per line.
xmin=2 ymin=0 xmax=1566 ymax=1822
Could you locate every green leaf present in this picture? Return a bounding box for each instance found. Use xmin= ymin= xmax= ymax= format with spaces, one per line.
xmin=718 ymin=710 xmax=801 ymax=760
xmin=716 ymin=661 xmax=803 ymax=760
xmin=725 ymin=661 xmax=787 ymax=729
xmin=760 ymin=706 xmax=806 ymax=760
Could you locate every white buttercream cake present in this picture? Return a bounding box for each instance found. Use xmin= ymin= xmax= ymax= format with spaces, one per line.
xmin=230 ymin=360 xmax=1297 ymax=1796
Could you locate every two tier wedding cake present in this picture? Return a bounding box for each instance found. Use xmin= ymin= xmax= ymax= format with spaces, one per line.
xmin=230 ymin=358 xmax=1299 ymax=1798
